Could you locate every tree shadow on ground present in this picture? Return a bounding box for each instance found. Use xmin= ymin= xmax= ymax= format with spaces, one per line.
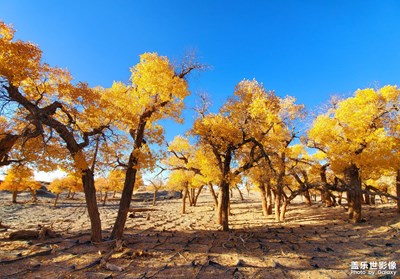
xmin=0 ymin=197 xmax=398 ymax=279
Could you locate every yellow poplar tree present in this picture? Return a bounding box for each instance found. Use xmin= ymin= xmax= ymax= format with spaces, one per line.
xmin=0 ymin=21 xmax=110 ymax=241
xmin=104 ymin=53 xmax=203 ymax=239
xmin=308 ymin=86 xmax=397 ymax=222
xmin=0 ymin=165 xmax=36 ymax=203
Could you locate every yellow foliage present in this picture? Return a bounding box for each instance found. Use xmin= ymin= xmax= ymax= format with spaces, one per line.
xmin=0 ymin=165 xmax=35 ymax=192
xmin=308 ymin=86 xmax=399 ymax=175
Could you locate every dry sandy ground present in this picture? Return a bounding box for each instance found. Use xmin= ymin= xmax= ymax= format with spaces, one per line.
xmin=0 ymin=190 xmax=399 ymax=279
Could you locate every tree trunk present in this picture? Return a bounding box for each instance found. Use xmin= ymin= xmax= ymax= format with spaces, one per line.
xmin=187 ymin=188 xmax=193 ymax=206
xmin=67 ymin=188 xmax=72 ymax=199
xmin=113 ymin=191 xmax=117 ymax=198
xmin=152 ymin=190 xmax=157 ymax=206
xmin=266 ymin=181 xmax=273 ymax=215
xmin=338 ymin=192 xmax=342 ymax=205
xmin=230 ymin=188 xmax=233 ymax=198
xmin=280 ymin=199 xmax=288 ymax=222
xmin=53 ymin=193 xmax=60 ymax=208
xmin=320 ymin=166 xmax=333 ymax=207
xmin=370 ymin=194 xmax=375 ymax=205
xmin=304 ymin=189 xmax=312 ymax=206
xmin=71 ymin=192 xmax=75 ymax=199
xmin=193 ymin=186 xmax=203 ymax=206
xmin=12 ymin=191 xmax=17 ymax=203
xmin=111 ymin=121 xmax=147 ymax=240
xmin=209 ymin=184 xmax=218 ymax=209
xmin=82 ymin=169 xmax=102 ymax=241
xmin=217 ymin=180 xmax=230 ymax=231
xmin=103 ymin=191 xmax=108 ymax=206
xmin=31 ymin=189 xmax=37 ymax=203
xmin=274 ymin=188 xmax=281 ymax=222
xmin=347 ymin=190 xmax=354 ymax=218
xmin=260 ymin=183 xmax=268 ymax=216
xmin=344 ymin=164 xmax=362 ymax=223
xmin=364 ymin=193 xmax=370 ymax=205
xmin=397 ymin=170 xmax=400 ymax=213
xmin=182 ymin=186 xmax=188 ymax=214
xmin=236 ymin=186 xmax=244 ymax=201
xmin=111 ymin=162 xmax=138 ymax=239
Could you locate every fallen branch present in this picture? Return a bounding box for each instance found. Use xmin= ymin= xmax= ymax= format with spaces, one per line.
xmin=0 ymin=249 xmax=52 ymax=264
xmin=9 ymin=227 xmax=59 ymax=241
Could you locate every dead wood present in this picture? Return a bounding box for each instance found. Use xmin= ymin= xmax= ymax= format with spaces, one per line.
xmin=9 ymin=230 xmax=39 ymax=240
xmin=0 ymin=249 xmax=52 ymax=264
xmin=9 ymin=227 xmax=59 ymax=241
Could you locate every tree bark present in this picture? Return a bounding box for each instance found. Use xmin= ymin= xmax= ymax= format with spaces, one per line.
xmin=209 ymin=184 xmax=218 ymax=209
xmin=280 ymin=199 xmax=288 ymax=222
xmin=236 ymin=185 xmax=244 ymax=201
xmin=187 ymin=188 xmax=193 ymax=206
xmin=344 ymin=164 xmax=362 ymax=223
xmin=320 ymin=165 xmax=333 ymax=207
xmin=274 ymin=188 xmax=281 ymax=222
xmin=12 ymin=191 xmax=17 ymax=203
xmin=364 ymin=193 xmax=370 ymax=205
xmin=370 ymin=194 xmax=375 ymax=205
xmin=31 ymin=189 xmax=37 ymax=203
xmin=266 ymin=181 xmax=273 ymax=215
xmin=152 ymin=190 xmax=157 ymax=206
xmin=82 ymin=169 xmax=102 ymax=241
xmin=103 ymin=191 xmax=108 ymax=206
xmin=337 ymin=192 xmax=342 ymax=205
xmin=111 ymin=120 xmax=147 ymax=240
xmin=217 ymin=180 xmax=230 ymax=231
xmin=304 ymin=189 xmax=312 ymax=206
xmin=53 ymin=193 xmax=60 ymax=208
xmin=193 ymin=186 xmax=203 ymax=206
xmin=259 ymin=183 xmax=269 ymax=216
xmin=111 ymin=160 xmax=138 ymax=239
xmin=0 ymin=134 xmax=19 ymax=166
xmin=182 ymin=186 xmax=188 ymax=214
xmin=397 ymin=169 xmax=400 ymax=213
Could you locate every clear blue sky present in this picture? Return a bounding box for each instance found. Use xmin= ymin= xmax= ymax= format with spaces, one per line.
xmin=1 ymin=0 xmax=400 ymax=141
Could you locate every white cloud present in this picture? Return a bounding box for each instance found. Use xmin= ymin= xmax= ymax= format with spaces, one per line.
xmin=34 ymin=169 xmax=67 ymax=182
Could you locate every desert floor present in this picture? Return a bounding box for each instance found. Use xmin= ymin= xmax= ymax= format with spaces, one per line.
xmin=0 ymin=190 xmax=399 ymax=279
